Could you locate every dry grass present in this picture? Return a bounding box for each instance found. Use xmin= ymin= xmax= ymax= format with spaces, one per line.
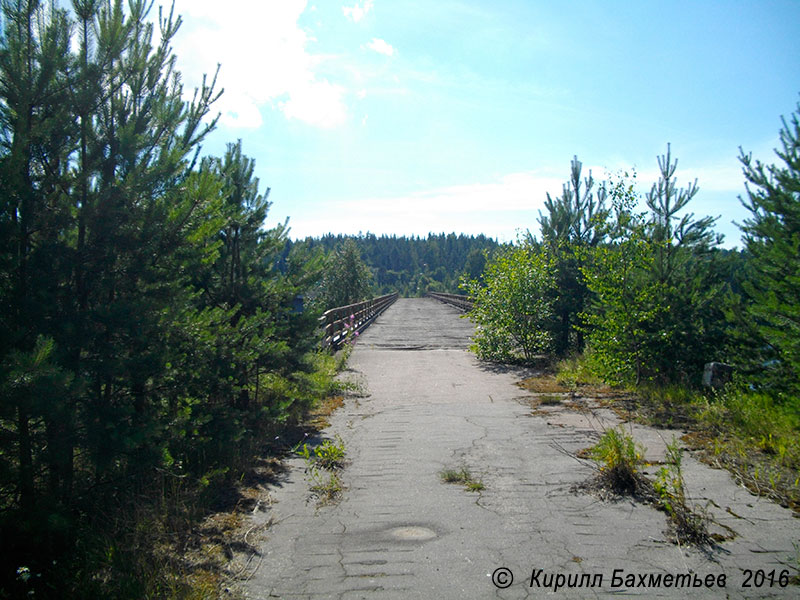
xmin=306 ymin=395 xmax=345 ymax=429
xmin=518 ymin=374 xmax=570 ymax=394
xmin=518 ymin=374 xmax=615 ymax=397
xmin=683 ymin=431 xmax=800 ymax=514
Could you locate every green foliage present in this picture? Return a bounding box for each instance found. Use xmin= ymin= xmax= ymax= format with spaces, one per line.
xmin=590 ymin=427 xmax=645 ymax=494
xmin=298 ymin=435 xmax=347 ymax=471
xmin=698 ymin=388 xmax=800 ymax=467
xmin=538 ymin=156 xmax=608 ymax=355
xmin=0 ymin=2 xmax=328 ymax=597
xmin=463 ymin=242 xmax=555 ymax=362
xmin=554 ymin=354 xmax=602 ymax=388
xmin=653 ymin=439 xmax=687 ymax=517
xmin=733 ymin=100 xmax=800 ymax=402
xmin=580 ymin=154 xmax=727 ymax=386
xmin=581 ymin=239 xmax=664 ymax=384
xmin=300 ymin=436 xmax=346 ymax=505
xmin=439 ymin=467 xmax=484 ymax=492
xmin=469 ymin=148 xmax=727 ymax=385
xmin=311 ymin=238 xmax=374 ymax=310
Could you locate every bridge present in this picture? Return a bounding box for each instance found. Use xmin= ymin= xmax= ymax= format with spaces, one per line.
xmin=245 ymin=297 xmax=798 ymax=599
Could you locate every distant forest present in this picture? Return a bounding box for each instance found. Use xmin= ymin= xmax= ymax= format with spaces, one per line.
xmin=290 ymin=233 xmax=503 ymax=296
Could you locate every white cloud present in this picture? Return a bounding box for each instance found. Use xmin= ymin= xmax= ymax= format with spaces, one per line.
xmin=342 ymin=0 xmax=374 ymax=23
xmin=290 ymin=170 xmax=565 ymax=240
xmin=365 ymin=38 xmax=395 ymax=57
xmin=166 ymin=0 xmax=347 ymax=129
xmin=279 ymin=79 xmax=348 ymax=128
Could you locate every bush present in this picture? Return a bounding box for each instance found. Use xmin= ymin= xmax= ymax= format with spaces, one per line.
xmin=462 ymin=243 xmax=555 ymax=362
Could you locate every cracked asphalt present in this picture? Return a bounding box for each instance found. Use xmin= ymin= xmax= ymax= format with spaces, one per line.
xmin=244 ymin=298 xmax=799 ymax=599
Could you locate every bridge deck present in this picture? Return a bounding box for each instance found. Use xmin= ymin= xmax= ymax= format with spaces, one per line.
xmin=358 ymin=296 xmax=474 ymax=350
xmin=245 ymin=298 xmax=799 ymax=600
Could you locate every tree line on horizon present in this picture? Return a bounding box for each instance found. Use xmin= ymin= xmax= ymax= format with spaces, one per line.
xmin=290 ymin=232 xmax=501 ymax=301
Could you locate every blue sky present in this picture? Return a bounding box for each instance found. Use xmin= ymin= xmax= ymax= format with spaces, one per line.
xmin=166 ymin=0 xmax=800 ymax=247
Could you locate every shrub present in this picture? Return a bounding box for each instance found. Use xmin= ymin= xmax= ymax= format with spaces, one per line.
xmin=463 ymin=243 xmax=555 ymax=362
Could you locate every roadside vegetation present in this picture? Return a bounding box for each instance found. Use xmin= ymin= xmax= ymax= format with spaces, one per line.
xmin=0 ymin=3 xmax=360 ymax=598
xmin=465 ymin=103 xmax=800 ymax=514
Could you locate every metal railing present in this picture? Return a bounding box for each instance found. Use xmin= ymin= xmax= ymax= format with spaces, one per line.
xmin=319 ymin=292 xmax=399 ymax=349
xmin=427 ymin=292 xmax=474 ymax=312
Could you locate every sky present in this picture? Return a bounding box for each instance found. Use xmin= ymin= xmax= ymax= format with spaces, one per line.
xmin=161 ymin=0 xmax=800 ymax=247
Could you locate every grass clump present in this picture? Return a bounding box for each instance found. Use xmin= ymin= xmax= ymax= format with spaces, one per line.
xmin=298 ymin=435 xmax=347 ymax=471
xmin=589 ymin=427 xmax=646 ymax=495
xmin=440 ymin=467 xmax=484 ymax=492
xmin=585 ymin=428 xmax=713 ymax=547
xmin=299 ymin=435 xmax=347 ymax=505
xmin=308 ymin=471 xmax=345 ymax=505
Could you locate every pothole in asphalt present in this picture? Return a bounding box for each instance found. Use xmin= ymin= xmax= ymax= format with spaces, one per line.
xmin=388 ymin=526 xmax=437 ymax=540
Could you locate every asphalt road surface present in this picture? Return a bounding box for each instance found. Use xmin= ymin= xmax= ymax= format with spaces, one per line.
xmin=244 ymin=297 xmax=799 ymax=599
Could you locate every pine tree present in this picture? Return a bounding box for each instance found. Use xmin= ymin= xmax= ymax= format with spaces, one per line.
xmin=0 ymin=0 xmax=221 ymax=517
xmin=313 ymin=239 xmax=374 ymax=309
xmin=645 ymin=143 xmax=719 ymax=284
xmin=737 ymin=101 xmax=800 ymax=400
xmin=537 ymin=156 xmax=607 ymax=355
xmin=642 ymin=145 xmax=726 ymax=383
xmin=0 ymin=0 xmax=75 ymax=511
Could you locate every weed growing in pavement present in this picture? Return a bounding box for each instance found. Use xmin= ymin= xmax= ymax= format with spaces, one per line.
xmin=653 ymin=437 xmax=712 ymax=546
xmin=585 ymin=429 xmax=713 ymax=547
xmin=589 ymin=427 xmax=646 ymax=495
xmin=308 ymin=471 xmax=344 ymax=505
xmin=298 ymin=435 xmax=347 ymax=505
xmin=465 ymin=480 xmax=485 ymax=492
xmin=298 ymin=435 xmax=347 ymax=471
xmin=440 ymin=467 xmax=484 ymax=492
